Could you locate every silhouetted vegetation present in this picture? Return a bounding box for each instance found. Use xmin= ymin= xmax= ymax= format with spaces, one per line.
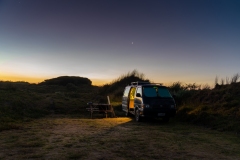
xmin=98 ymin=72 xmax=240 ymax=132
xmin=39 ymin=76 xmax=92 ymax=86
xmin=170 ymin=74 xmax=240 ymax=132
xmin=98 ymin=70 xmax=150 ymax=102
xmin=215 ymin=73 xmax=240 ymax=86
xmin=0 ymin=80 xmax=97 ymax=131
xmin=1 ymin=72 xmax=240 ymax=132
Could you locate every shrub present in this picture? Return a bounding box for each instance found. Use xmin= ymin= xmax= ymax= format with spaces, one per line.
xmin=98 ymin=70 xmax=149 ymax=101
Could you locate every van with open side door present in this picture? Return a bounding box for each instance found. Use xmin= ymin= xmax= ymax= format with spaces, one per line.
xmin=122 ymin=82 xmax=176 ymax=122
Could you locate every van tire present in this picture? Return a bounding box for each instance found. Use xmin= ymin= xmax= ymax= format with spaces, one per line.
xmin=125 ymin=109 xmax=130 ymax=117
xmin=135 ymin=109 xmax=141 ymax=122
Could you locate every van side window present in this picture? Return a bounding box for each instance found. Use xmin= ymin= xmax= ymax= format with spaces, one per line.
xmin=136 ymin=87 xmax=142 ymax=97
xmin=123 ymin=87 xmax=130 ymax=96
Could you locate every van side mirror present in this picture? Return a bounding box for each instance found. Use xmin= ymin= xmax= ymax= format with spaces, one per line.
xmin=136 ymin=93 xmax=142 ymax=97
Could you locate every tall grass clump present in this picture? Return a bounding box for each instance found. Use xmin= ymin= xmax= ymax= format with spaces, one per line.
xmin=201 ymin=84 xmax=211 ymax=90
xmin=231 ymin=73 xmax=239 ymax=83
xmin=215 ymin=73 xmax=240 ymax=88
xmin=98 ymin=70 xmax=150 ymax=102
xmin=214 ymin=76 xmax=219 ymax=86
xmin=175 ymin=74 xmax=240 ymax=132
xmin=168 ymin=82 xmax=201 ymax=106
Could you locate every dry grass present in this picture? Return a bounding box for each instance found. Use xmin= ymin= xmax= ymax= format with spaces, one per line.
xmin=0 ymin=115 xmax=240 ymax=160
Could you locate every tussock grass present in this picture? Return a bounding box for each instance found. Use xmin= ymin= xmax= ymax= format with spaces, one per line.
xmin=163 ymin=73 xmax=240 ymax=133
xmin=174 ymin=81 xmax=240 ymax=132
xmin=98 ymin=69 xmax=149 ymax=102
xmin=215 ymin=73 xmax=240 ymax=86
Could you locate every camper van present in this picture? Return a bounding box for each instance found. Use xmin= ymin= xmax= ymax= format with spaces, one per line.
xmin=122 ymin=82 xmax=176 ymax=122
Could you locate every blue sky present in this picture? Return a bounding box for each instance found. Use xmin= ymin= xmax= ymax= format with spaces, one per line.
xmin=0 ymin=0 xmax=240 ymax=86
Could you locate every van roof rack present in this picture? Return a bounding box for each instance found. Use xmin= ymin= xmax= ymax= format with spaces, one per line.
xmin=150 ymin=83 xmax=163 ymax=86
xmin=131 ymin=81 xmax=163 ymax=86
xmin=131 ymin=81 xmax=150 ymax=85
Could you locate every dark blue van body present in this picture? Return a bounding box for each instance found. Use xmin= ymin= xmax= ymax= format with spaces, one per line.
xmin=122 ymin=82 xmax=176 ymax=122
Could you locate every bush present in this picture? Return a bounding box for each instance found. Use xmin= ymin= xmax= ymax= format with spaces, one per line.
xmin=39 ymin=76 xmax=92 ymax=86
xmin=98 ymin=70 xmax=149 ymax=101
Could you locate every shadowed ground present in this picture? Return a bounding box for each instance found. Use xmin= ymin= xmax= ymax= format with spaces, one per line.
xmin=0 ymin=115 xmax=240 ymax=160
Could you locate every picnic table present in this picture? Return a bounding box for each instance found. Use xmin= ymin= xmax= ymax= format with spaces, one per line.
xmin=86 ymin=102 xmax=116 ymax=118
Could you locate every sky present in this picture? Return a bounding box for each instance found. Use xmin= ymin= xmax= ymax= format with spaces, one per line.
xmin=0 ymin=0 xmax=240 ymax=86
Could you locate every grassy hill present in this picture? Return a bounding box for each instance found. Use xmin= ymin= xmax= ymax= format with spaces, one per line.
xmin=176 ymin=81 xmax=240 ymax=132
xmin=98 ymin=70 xmax=150 ymax=102
xmin=1 ymin=72 xmax=240 ymax=132
xmin=0 ymin=78 xmax=98 ymax=131
xmin=98 ymin=72 xmax=240 ymax=132
xmin=1 ymin=72 xmax=240 ymax=160
xmin=38 ymin=76 xmax=92 ymax=86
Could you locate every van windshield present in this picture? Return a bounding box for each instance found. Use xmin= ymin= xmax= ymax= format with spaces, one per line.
xmin=143 ymin=86 xmax=172 ymax=98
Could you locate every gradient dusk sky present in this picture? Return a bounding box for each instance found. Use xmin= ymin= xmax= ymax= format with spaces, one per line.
xmin=0 ymin=0 xmax=240 ymax=86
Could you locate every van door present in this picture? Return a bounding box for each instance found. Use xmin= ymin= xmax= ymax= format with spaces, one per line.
xmin=128 ymin=87 xmax=136 ymax=111
xmin=122 ymin=86 xmax=131 ymax=112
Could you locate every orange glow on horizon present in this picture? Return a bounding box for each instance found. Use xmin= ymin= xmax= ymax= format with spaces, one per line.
xmin=0 ymin=74 xmax=45 ymax=84
xmin=0 ymin=74 xmax=110 ymax=86
xmin=91 ymin=78 xmax=111 ymax=86
xmin=1 ymin=74 xmax=211 ymax=87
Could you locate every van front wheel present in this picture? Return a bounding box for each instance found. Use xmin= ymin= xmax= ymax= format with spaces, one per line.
xmin=135 ymin=109 xmax=141 ymax=122
xmin=125 ymin=109 xmax=130 ymax=117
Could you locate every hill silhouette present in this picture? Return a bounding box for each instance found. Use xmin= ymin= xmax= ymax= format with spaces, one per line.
xmin=38 ymin=76 xmax=92 ymax=86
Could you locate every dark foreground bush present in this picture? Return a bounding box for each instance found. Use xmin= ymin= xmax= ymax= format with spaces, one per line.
xmin=0 ymin=81 xmax=98 ymax=131
xmin=175 ymin=82 xmax=240 ymax=132
xmin=0 ymin=90 xmax=48 ymax=131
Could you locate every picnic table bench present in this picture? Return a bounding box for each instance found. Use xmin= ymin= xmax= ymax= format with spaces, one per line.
xmin=86 ymin=102 xmax=116 ymax=118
